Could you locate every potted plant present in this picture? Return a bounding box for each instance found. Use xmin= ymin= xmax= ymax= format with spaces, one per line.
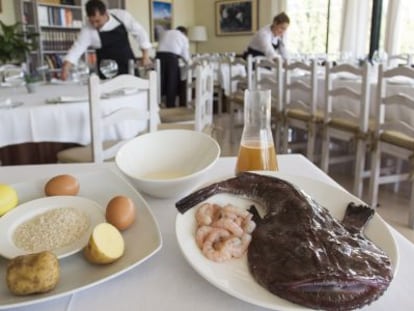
xmin=24 ymin=70 xmax=42 ymax=93
xmin=0 ymin=21 xmax=38 ymax=65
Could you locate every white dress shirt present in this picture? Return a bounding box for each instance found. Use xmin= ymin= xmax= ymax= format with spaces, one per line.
xmin=64 ymin=9 xmax=152 ymax=65
xmin=247 ymin=24 xmax=287 ymax=59
xmin=157 ymin=29 xmax=190 ymax=62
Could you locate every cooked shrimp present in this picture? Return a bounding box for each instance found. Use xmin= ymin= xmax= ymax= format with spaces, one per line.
xmin=224 ymin=234 xmax=252 ymax=258
xmin=241 ymin=214 xmax=256 ymax=233
xmin=195 ymin=203 xmax=220 ymax=226
xmin=202 ymin=228 xmax=232 ymax=262
xmin=211 ymin=218 xmax=244 ymax=237
xmin=222 ymin=204 xmax=250 ymax=218
xmin=195 ymin=225 xmax=215 ymax=248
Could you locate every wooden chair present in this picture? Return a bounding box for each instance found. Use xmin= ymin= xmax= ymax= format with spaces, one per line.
xmin=226 ymin=55 xmax=253 ymax=143
xmin=387 ymin=53 xmax=413 ymax=68
xmin=282 ymin=59 xmax=320 ymax=161
xmin=57 ymin=72 xmax=158 ymax=163
xmin=368 ymin=64 xmax=414 ymax=227
xmin=320 ymin=61 xmax=371 ymax=198
xmin=253 ymin=56 xmax=284 ymax=152
xmin=158 ymin=63 xmax=215 ymax=135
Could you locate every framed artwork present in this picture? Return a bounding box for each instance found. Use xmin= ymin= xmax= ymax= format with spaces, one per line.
xmin=150 ymin=0 xmax=173 ymax=42
xmin=215 ymin=0 xmax=258 ymax=36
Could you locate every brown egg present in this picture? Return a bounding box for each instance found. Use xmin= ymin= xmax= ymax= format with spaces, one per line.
xmin=44 ymin=174 xmax=80 ymax=196
xmin=106 ymin=196 xmax=136 ymax=230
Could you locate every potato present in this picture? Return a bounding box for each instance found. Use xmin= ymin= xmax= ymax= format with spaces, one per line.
xmin=6 ymin=251 xmax=60 ymax=296
xmin=83 ymin=223 xmax=125 ymax=264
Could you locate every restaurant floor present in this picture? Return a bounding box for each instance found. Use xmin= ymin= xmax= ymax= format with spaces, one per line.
xmin=214 ymin=113 xmax=414 ymax=244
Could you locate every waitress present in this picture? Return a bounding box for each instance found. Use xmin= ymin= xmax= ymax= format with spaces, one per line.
xmin=61 ymin=0 xmax=152 ymax=80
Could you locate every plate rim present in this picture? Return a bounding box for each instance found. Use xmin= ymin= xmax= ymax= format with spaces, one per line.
xmin=0 ymin=195 xmax=105 ymax=259
xmin=175 ymin=171 xmax=399 ymax=311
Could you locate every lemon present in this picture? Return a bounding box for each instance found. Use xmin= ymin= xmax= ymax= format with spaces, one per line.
xmin=0 ymin=184 xmax=18 ymax=216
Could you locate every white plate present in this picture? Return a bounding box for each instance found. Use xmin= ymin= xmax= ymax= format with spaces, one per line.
xmin=175 ymin=171 xmax=399 ymax=311
xmin=0 ymin=169 xmax=162 ymax=310
xmin=0 ymin=196 xmax=105 ymax=259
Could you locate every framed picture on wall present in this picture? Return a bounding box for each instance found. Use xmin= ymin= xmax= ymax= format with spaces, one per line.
xmin=150 ymin=0 xmax=173 ymax=42
xmin=215 ymin=0 xmax=258 ymax=36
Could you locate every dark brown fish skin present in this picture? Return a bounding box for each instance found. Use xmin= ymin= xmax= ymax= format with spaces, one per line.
xmin=175 ymin=172 xmax=393 ymax=311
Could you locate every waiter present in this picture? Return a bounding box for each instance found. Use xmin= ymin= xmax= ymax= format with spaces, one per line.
xmin=61 ymin=0 xmax=152 ymax=80
xmin=244 ymin=12 xmax=290 ymax=60
xmin=156 ymin=26 xmax=190 ymax=108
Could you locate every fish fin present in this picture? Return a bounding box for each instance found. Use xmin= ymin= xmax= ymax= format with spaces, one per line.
xmin=342 ymin=202 xmax=375 ymax=234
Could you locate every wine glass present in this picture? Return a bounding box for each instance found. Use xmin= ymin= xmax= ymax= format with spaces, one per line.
xmin=99 ymin=59 xmax=118 ymax=79
xmin=372 ymin=50 xmax=388 ymax=64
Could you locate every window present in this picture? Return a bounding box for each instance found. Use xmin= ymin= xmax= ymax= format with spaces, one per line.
xmin=399 ymin=0 xmax=414 ymax=53
xmin=286 ymin=0 xmax=344 ymax=55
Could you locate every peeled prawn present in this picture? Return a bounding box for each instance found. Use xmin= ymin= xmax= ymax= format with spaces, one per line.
xmin=202 ymin=228 xmax=232 ymax=262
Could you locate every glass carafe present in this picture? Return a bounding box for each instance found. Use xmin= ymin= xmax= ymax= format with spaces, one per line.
xmin=235 ymin=89 xmax=278 ymax=174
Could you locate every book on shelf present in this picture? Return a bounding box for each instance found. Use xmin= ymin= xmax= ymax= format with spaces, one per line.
xmin=37 ymin=5 xmax=78 ymax=27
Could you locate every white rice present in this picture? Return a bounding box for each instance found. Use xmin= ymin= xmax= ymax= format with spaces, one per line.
xmin=13 ymin=207 xmax=89 ymax=252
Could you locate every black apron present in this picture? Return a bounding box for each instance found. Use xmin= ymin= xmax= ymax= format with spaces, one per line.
xmin=156 ymin=51 xmax=181 ymax=108
xmin=96 ymin=14 xmax=135 ymax=79
xmin=243 ymin=39 xmax=280 ymax=59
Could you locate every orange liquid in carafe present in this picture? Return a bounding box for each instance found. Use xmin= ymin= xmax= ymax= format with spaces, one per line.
xmin=235 ymin=141 xmax=278 ymax=173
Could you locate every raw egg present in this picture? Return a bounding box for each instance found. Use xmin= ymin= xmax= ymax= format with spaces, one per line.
xmin=45 ymin=174 xmax=80 ymax=196
xmin=105 ymin=196 xmax=136 ymax=230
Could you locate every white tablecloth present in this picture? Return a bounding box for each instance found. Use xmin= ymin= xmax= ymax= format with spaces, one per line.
xmin=0 ymin=83 xmax=152 ymax=148
xmin=0 ymin=155 xmax=413 ymax=311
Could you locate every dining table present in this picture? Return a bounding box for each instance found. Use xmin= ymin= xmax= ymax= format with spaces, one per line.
xmin=0 ymin=82 xmax=154 ymax=165
xmin=0 ymin=154 xmax=413 ymax=310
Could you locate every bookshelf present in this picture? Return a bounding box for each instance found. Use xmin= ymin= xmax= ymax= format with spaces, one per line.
xmin=15 ymin=0 xmax=97 ymax=78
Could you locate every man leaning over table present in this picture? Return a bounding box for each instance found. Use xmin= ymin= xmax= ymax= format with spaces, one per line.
xmin=243 ymin=12 xmax=290 ymax=60
xmin=61 ymin=0 xmax=152 ymax=80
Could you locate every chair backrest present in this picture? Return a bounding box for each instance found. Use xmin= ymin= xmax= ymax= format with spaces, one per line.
xmin=89 ymin=71 xmax=158 ymax=163
xmin=227 ymin=55 xmax=253 ymax=95
xmin=324 ymin=61 xmax=370 ymax=132
xmin=194 ymin=63 xmax=214 ymax=132
xmin=374 ymin=64 xmax=414 ymax=137
xmin=254 ymin=56 xmax=283 ymax=113
xmin=284 ymin=59 xmax=318 ymax=115
xmin=387 ymin=53 xmax=413 ymax=68
xmin=154 ymin=58 xmax=162 ymax=105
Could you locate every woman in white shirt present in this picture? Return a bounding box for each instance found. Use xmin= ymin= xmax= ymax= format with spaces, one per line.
xmin=156 ymin=26 xmax=190 ymax=108
xmin=61 ymin=0 xmax=152 ymax=80
xmin=244 ymin=12 xmax=290 ymax=60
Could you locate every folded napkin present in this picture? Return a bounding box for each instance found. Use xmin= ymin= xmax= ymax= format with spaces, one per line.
xmin=335 ymin=72 xmax=360 ymax=80
xmin=101 ymin=88 xmax=139 ymax=98
xmin=46 ymin=96 xmax=88 ymax=104
xmin=49 ymin=78 xmax=77 ymax=85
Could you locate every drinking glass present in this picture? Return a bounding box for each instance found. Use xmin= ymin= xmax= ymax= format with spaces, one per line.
xmin=235 ymin=89 xmax=278 ymax=174
xmin=99 ymin=59 xmax=118 ymax=79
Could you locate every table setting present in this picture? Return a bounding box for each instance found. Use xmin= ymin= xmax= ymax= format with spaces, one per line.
xmin=1 ymin=127 xmax=414 ymax=310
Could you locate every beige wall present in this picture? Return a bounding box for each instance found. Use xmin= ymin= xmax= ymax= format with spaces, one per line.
xmin=194 ymin=0 xmax=282 ymax=54
xmin=126 ymin=0 xmax=195 ymax=56
xmin=0 ymin=0 xmax=17 ymax=25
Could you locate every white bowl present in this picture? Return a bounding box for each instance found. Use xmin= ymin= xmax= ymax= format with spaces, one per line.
xmin=115 ymin=130 xmax=221 ymax=199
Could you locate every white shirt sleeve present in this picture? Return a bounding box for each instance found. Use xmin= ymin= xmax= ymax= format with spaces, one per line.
xmin=64 ymin=27 xmax=93 ymax=65
xmin=258 ymin=30 xmax=278 ymax=59
xmin=114 ymin=9 xmax=152 ymax=50
xmin=180 ymin=37 xmax=190 ymax=62
xmin=248 ymin=25 xmax=280 ymax=59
